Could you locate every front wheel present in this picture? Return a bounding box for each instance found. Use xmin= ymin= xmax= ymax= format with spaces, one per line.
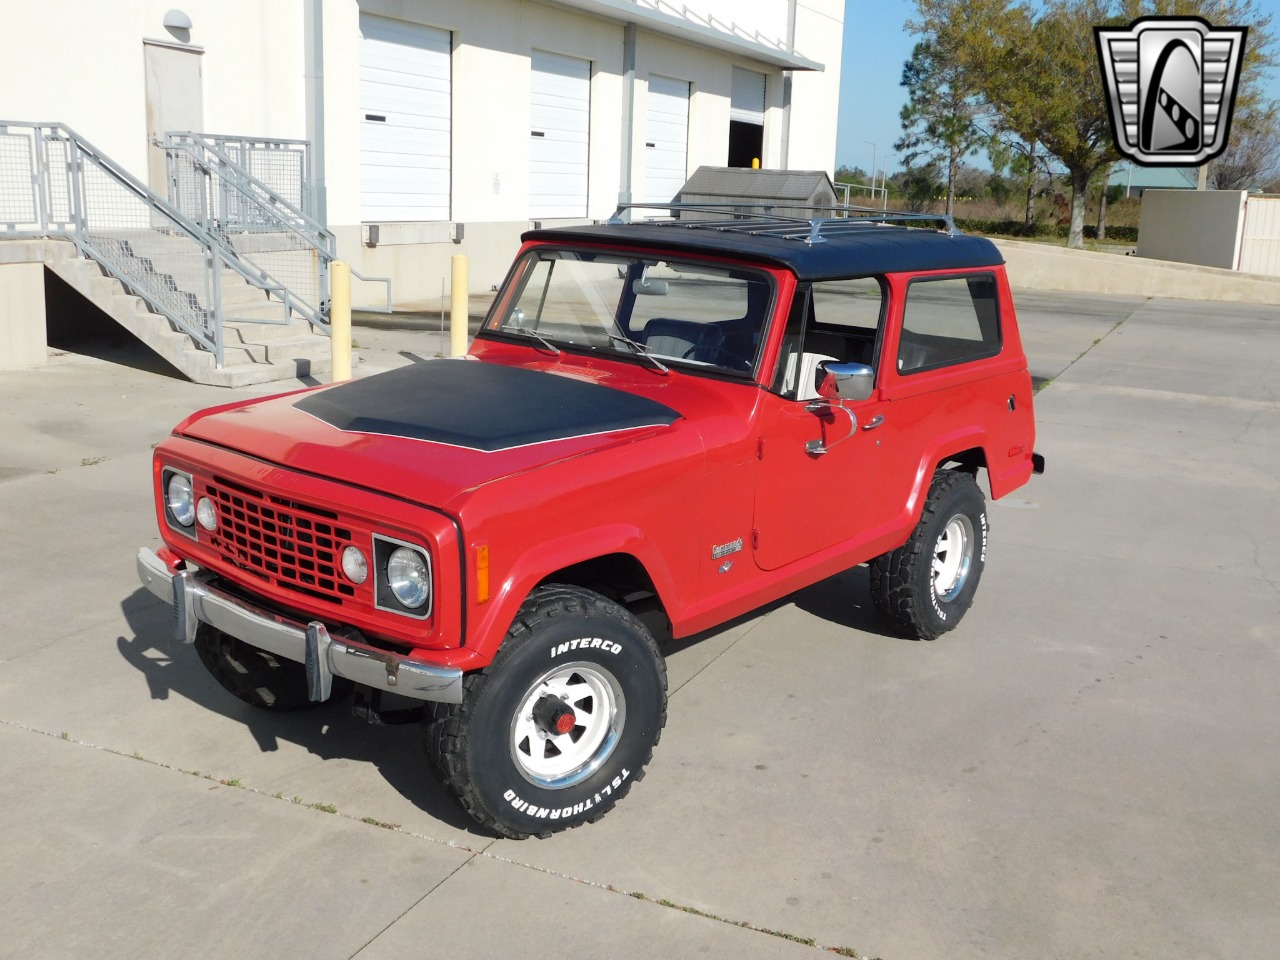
xmin=870 ymin=469 xmax=988 ymax=640
xmin=425 ymin=585 xmax=667 ymax=838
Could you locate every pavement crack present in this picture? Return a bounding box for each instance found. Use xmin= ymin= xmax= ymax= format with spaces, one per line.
xmin=1039 ymin=300 xmax=1143 ymax=391
xmin=467 ymin=849 xmax=878 ymax=957
xmin=0 ymin=717 xmax=496 ymax=848
xmin=668 ymin=608 xmax=778 ymax=696
xmin=347 ymin=850 xmax=487 ymax=959
xmin=1243 ymin=531 xmax=1280 ymax=597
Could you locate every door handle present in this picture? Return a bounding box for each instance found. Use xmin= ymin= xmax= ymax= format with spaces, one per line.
xmin=862 ymin=414 xmax=885 ymax=431
xmin=803 ymin=402 xmax=857 ymax=455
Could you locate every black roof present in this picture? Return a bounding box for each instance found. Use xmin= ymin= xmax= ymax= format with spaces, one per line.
xmin=522 ymin=219 xmax=1004 ymax=281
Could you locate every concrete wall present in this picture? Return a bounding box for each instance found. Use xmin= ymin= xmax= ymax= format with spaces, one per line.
xmin=2 ymin=0 xmax=844 ymax=308
xmin=326 ymin=0 xmax=844 ymax=304
xmin=994 ymin=238 xmax=1280 ymax=306
xmin=787 ymin=0 xmax=844 ymax=173
xmin=1137 ymin=189 xmax=1247 ymax=270
xmin=0 ymin=258 xmax=47 ymax=371
xmin=0 ymin=1 xmax=306 ymax=177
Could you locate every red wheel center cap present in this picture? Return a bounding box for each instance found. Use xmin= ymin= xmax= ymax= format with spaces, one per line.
xmin=534 ymin=694 xmax=578 ymax=736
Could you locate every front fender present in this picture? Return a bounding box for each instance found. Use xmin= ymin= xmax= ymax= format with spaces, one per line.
xmin=463 ymin=524 xmax=677 ymax=663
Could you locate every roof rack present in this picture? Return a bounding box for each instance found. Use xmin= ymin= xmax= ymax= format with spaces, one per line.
xmin=605 ymin=202 xmax=958 ymax=244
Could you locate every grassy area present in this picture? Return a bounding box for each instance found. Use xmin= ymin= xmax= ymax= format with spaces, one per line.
xmin=979 ymin=233 xmax=1136 ymax=255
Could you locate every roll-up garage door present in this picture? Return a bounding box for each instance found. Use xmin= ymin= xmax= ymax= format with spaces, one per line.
xmin=730 ymin=67 xmax=767 ymax=125
xmin=359 ymin=15 xmax=451 ymax=222
xmin=643 ymin=75 xmax=690 ymax=205
xmin=530 ymin=50 xmax=591 ymax=219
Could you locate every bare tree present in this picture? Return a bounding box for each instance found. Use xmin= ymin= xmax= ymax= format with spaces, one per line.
xmin=1209 ymin=102 xmax=1280 ymax=190
xmin=895 ymin=40 xmax=987 ymax=217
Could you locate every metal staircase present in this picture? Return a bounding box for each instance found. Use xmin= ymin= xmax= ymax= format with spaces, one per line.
xmin=0 ymin=121 xmax=370 ymax=386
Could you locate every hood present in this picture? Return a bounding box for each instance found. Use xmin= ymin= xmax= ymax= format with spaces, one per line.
xmin=177 ymin=359 xmax=683 ymax=512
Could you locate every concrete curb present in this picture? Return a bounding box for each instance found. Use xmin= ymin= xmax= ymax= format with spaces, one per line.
xmin=993 ymin=237 xmax=1280 ymax=305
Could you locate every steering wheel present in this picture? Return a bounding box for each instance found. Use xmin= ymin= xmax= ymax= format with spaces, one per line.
xmin=680 ymin=343 xmax=752 ymax=372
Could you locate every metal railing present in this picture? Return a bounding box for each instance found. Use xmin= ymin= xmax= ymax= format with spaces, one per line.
xmin=165 ymin=132 xmax=392 ymax=324
xmin=0 ymin=120 xmax=386 ymax=367
xmin=201 ymin=133 xmax=311 ymax=216
xmin=0 ymin=120 xmax=246 ymax=363
xmin=165 ymin=131 xmax=334 ymax=329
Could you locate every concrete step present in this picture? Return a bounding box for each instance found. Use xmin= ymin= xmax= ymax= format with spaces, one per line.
xmin=223 ymin=301 xmax=292 ymax=325
xmin=223 ymin=318 xmax=322 ymax=343
xmin=43 ymin=247 xmax=332 ymax=388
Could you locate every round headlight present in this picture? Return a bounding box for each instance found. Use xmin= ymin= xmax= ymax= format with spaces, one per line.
xmin=166 ymin=473 xmax=195 ymax=527
xmin=387 ymin=546 xmax=429 ymax=609
xmin=196 ymin=497 xmax=218 ymax=532
xmin=342 ymin=545 xmax=368 ymax=584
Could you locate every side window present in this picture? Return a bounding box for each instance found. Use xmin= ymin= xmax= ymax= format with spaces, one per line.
xmin=810 ymin=277 xmax=884 ymax=334
xmin=809 ymin=277 xmax=884 ymax=368
xmin=770 ymin=277 xmax=885 ymax=399
xmin=898 ymin=274 xmax=1000 ymax=374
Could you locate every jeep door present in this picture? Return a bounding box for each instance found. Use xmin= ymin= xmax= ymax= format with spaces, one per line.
xmin=752 ymin=278 xmax=918 ymax=571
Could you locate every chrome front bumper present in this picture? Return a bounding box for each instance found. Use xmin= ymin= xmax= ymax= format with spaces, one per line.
xmin=136 ymin=548 xmax=463 ymax=704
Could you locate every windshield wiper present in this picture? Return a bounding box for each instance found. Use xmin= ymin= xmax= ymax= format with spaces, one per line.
xmin=520 ymin=330 xmax=562 ymax=355
xmin=605 ymin=334 xmax=670 ymax=374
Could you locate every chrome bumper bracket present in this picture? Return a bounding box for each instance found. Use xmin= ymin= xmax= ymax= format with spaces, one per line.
xmin=136 ymin=548 xmax=463 ymax=704
xmin=305 ymin=622 xmax=334 ymax=702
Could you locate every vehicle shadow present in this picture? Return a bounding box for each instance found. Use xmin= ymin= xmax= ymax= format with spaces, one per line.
xmin=115 ymin=588 xmax=486 ymax=837
xmin=788 ymin=565 xmax=905 ymax=640
xmin=661 ymin=564 xmax=901 ymax=658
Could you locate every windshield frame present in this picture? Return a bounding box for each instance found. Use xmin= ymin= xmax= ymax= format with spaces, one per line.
xmin=478 ymin=243 xmax=778 ymax=381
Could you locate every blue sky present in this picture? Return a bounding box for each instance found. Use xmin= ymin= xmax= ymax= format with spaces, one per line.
xmin=835 ymin=2 xmax=919 ymax=174
xmin=833 ymin=0 xmax=1280 ymax=176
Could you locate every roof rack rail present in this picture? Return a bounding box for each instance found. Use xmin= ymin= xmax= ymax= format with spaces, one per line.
xmin=605 ymin=202 xmax=957 ymax=243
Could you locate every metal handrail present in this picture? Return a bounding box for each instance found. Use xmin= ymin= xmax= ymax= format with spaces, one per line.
xmin=165 ymin=132 xmax=334 ymax=256
xmin=607 ymin=201 xmax=956 ymax=242
xmin=0 ymin=119 xmax=242 ymax=364
xmin=350 ymin=266 xmax=393 ymax=314
xmin=200 ymin=133 xmax=311 ymax=216
xmin=164 ymin=132 xmax=333 ymax=329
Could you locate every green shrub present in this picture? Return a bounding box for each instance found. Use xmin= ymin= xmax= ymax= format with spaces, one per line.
xmin=955 ymin=218 xmax=1139 ymax=244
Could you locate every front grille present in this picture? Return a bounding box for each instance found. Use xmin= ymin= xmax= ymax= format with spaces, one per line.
xmin=203 ymin=476 xmax=358 ymax=604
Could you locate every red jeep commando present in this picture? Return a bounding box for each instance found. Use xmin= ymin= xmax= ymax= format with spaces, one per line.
xmin=138 ymin=211 xmax=1042 ymax=837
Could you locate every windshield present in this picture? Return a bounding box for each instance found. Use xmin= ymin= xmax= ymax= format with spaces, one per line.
xmin=484 ymin=249 xmax=774 ymax=376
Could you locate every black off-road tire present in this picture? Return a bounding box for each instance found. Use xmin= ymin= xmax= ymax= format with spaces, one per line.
xmin=195 ymin=624 xmax=352 ymax=711
xmin=870 ymin=469 xmax=988 ymax=640
xmin=425 ymin=584 xmax=668 ymax=839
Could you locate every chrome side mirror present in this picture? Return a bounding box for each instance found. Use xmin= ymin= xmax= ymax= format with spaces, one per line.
xmin=817 ymin=362 xmax=874 ymax=402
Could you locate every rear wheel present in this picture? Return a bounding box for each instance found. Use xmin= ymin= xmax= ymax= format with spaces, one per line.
xmin=425 ymin=585 xmax=667 ymax=838
xmin=871 ymin=470 xmax=988 ymax=640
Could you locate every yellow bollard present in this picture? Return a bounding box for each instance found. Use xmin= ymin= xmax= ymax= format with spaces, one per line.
xmin=330 ymin=260 xmax=352 ymax=382
xmin=752 ymin=157 xmax=760 ymax=169
xmin=450 ymin=254 xmax=469 ymax=358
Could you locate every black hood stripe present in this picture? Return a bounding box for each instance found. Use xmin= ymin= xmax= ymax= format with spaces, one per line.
xmin=294 ymin=360 xmax=680 ymax=452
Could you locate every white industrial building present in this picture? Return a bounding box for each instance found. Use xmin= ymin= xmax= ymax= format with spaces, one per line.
xmin=0 ymin=0 xmax=844 ymax=379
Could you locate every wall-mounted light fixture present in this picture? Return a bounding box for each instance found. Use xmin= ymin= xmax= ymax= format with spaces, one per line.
xmin=163 ymin=9 xmax=193 ymax=30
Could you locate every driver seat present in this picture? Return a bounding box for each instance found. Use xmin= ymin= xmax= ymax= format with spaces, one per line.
xmin=641 ymin=318 xmax=726 ymax=363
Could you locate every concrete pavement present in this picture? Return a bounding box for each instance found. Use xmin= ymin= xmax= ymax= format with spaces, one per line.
xmin=0 ymin=290 xmax=1276 ymax=959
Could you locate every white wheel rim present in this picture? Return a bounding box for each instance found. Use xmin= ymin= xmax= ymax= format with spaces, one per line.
xmin=932 ymin=514 xmax=974 ymax=603
xmin=510 ymin=661 xmax=625 ymax=790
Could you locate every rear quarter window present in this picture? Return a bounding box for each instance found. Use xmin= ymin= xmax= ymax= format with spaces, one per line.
xmin=898 ymin=274 xmax=1001 ymax=374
